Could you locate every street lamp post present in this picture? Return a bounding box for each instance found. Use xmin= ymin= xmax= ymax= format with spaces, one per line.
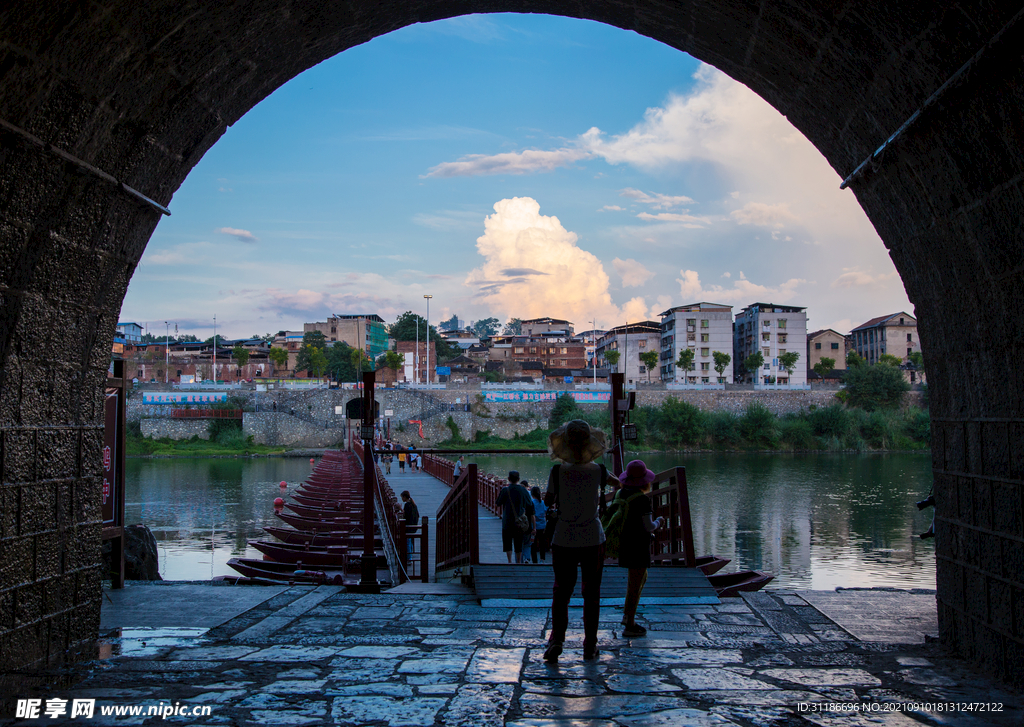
xmin=415 ymin=317 xmax=419 ymax=385
xmin=213 ymin=314 xmax=217 ymax=383
xmin=165 ymin=322 xmax=170 ymax=384
xmin=424 ymin=295 xmax=432 ymax=387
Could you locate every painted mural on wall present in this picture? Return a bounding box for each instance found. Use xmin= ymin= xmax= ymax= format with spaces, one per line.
xmin=142 ymin=392 xmax=228 ymax=405
xmin=483 ymin=391 xmax=610 ymax=403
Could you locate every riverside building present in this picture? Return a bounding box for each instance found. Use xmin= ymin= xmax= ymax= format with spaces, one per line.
xmin=733 ymin=302 xmax=808 ymax=386
xmin=659 ymin=303 xmax=734 ymax=384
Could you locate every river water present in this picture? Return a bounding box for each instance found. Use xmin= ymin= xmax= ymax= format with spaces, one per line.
xmin=126 ymin=452 xmax=935 ymax=589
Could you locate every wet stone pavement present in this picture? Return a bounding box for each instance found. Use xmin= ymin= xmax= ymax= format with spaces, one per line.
xmin=7 ymin=587 xmax=1022 ymax=726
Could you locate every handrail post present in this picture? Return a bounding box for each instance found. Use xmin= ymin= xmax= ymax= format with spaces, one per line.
xmin=358 ymin=370 xmax=380 ymax=591
xmin=674 ymin=466 xmax=696 ymax=567
xmin=469 ymin=464 xmax=479 ymax=566
xmin=420 ymin=515 xmax=429 ymax=583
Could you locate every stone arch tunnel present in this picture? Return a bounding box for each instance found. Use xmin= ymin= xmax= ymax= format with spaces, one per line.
xmin=1 ymin=1 xmax=1022 ymax=685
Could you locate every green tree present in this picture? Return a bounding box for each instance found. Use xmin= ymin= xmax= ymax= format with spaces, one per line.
xmin=846 ymin=350 xmax=865 ymax=368
xmin=326 ymin=342 xmax=358 ymax=382
xmin=778 ymin=351 xmax=800 ymax=383
xmin=878 ymin=353 xmax=902 ymax=367
xmin=302 ymin=330 xmax=327 ymax=349
xmin=268 ymin=346 xmax=289 ymax=371
xmin=908 ymin=351 xmax=924 ymax=370
xmin=744 ymin=351 xmax=765 ymax=381
xmin=376 ymin=350 xmax=405 ymax=372
xmin=472 ymin=317 xmax=500 ymax=338
xmin=712 ymin=351 xmax=731 ymax=381
xmin=439 ymin=314 xmax=460 ymax=332
xmin=502 ymin=317 xmax=522 ymax=335
xmin=549 ymin=392 xmax=584 ymax=428
xmin=676 ymin=348 xmax=695 ymax=376
xmin=655 ymin=397 xmax=706 ymax=445
xmin=310 ymin=348 xmax=328 ymax=381
xmin=604 ymin=349 xmax=621 ymax=370
xmin=294 ymin=345 xmax=318 ymax=376
xmin=389 ymin=311 xmax=461 ymax=362
xmin=350 ymin=347 xmax=371 ymax=374
xmin=639 ymin=350 xmax=659 ymax=382
xmin=843 ymin=363 xmax=910 ymax=411
xmin=813 ymin=356 xmax=836 ymax=379
xmin=232 ymin=344 xmax=250 ymax=368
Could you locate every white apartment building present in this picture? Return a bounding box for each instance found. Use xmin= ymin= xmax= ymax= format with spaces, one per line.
xmin=659 ymin=303 xmax=734 ymax=384
xmin=733 ymin=302 xmax=808 ymax=385
xmin=596 ymin=321 xmax=661 ymax=384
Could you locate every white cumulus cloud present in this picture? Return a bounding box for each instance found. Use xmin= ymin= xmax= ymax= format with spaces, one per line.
xmin=613 ymin=258 xmax=655 ymax=288
xmin=465 ymin=198 xmax=657 ymax=324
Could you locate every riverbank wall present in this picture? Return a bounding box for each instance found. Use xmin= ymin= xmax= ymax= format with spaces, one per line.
xmin=129 ymin=387 xmax=925 ymax=448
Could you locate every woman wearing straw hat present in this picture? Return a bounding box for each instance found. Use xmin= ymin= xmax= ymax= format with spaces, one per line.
xmin=616 ymin=459 xmax=665 ymax=638
xmin=543 ymin=419 xmax=609 ymax=663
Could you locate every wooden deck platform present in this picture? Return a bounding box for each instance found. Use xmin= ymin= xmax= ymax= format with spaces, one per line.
xmin=471 ymin=563 xmax=720 ymax=607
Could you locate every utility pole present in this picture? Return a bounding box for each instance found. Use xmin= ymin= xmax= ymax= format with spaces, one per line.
xmin=424 ymin=294 xmax=432 ymax=388
xmin=592 ymin=318 xmax=597 ymax=384
xmin=213 ymin=314 xmax=217 ymax=383
xmin=415 ymin=317 xmax=419 ymax=386
xmin=165 ymin=322 xmax=170 ymax=384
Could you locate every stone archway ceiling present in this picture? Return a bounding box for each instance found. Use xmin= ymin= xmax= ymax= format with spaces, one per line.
xmin=1 ymin=0 xmax=1022 ymax=687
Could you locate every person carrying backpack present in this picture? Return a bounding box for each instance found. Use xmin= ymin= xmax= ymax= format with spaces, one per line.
xmin=614 ymin=459 xmax=664 ymax=638
xmin=495 ymin=471 xmax=534 ymax=564
xmin=543 ymin=419 xmax=608 ymax=663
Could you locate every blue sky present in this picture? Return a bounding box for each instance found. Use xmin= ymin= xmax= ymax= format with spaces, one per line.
xmin=123 ymin=13 xmax=912 ymax=340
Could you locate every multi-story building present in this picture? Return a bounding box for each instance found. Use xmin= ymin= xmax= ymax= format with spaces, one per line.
xmin=659 ymin=303 xmax=733 ymax=384
xmin=849 ymin=312 xmax=919 ymax=364
xmin=521 ymin=317 xmax=574 ymax=337
xmin=807 ymin=329 xmax=847 ymax=373
xmin=116 ymin=321 xmax=144 ymax=344
xmin=304 ymin=314 xmax=388 ymax=359
xmin=596 ymin=321 xmax=661 ymax=384
xmin=397 ymin=341 xmax=436 ymax=384
xmin=733 ymin=303 xmax=808 ymax=385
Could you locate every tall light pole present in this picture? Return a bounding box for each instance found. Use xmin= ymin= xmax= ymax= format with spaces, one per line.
xmin=592 ymin=318 xmax=597 ymax=385
xmin=424 ymin=294 xmax=432 ymax=387
xmin=415 ymin=316 xmax=419 ymax=385
xmin=165 ymin=321 xmax=170 ymax=384
xmin=213 ymin=314 xmax=217 ymax=383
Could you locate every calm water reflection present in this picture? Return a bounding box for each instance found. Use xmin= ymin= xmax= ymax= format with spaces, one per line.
xmin=127 ymin=452 xmax=934 ymax=589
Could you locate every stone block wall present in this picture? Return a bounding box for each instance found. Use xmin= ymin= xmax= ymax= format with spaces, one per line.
xmin=139 ymin=419 xmax=211 ymax=440
xmin=243 ymin=413 xmax=345 ymax=448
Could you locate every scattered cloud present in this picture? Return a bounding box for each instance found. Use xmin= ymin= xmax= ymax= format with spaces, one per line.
xmin=613 ymin=258 xmax=655 ymax=287
xmin=676 ymin=269 xmax=805 ymax=305
xmin=412 ymin=210 xmax=484 ymax=231
xmin=465 ymin=197 xmax=657 ymax=324
xmin=217 ymin=227 xmax=258 ymax=242
xmin=500 ymin=267 xmax=549 ymax=277
xmin=619 ymin=188 xmax=694 ymax=209
xmin=636 ymin=212 xmax=709 ymax=226
xmin=722 ymin=272 xmax=732 ymax=278
xmin=601 ymin=205 xmax=624 ymax=212
xmin=831 ymin=269 xmax=900 ymax=288
xmin=144 ymin=242 xmax=215 ymax=266
xmin=423 ymin=148 xmax=590 ymax=178
xmin=730 ymin=202 xmax=799 ymax=228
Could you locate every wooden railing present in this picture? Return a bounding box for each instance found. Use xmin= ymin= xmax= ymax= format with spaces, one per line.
xmin=352 ymin=436 xmax=429 ymax=583
xmin=639 ymin=466 xmax=697 ymax=568
xmin=435 ymin=464 xmax=479 ymax=572
xmin=427 ymin=454 xmax=698 ymax=570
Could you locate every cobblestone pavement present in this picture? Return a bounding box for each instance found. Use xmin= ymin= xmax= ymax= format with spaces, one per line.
xmin=5 ymin=587 xmax=1021 ymax=726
